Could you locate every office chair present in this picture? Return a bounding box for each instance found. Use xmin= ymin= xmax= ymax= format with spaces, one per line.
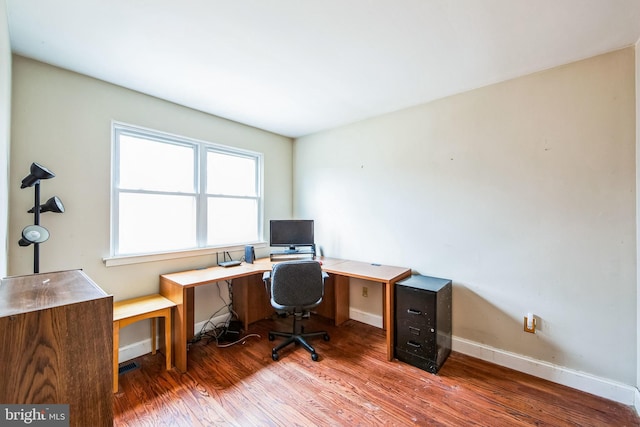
xmin=262 ymin=260 xmax=330 ymax=361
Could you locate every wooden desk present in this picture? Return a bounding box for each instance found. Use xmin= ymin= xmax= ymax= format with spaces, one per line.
xmin=160 ymin=257 xmax=410 ymax=372
xmin=322 ymin=260 xmax=413 ymax=361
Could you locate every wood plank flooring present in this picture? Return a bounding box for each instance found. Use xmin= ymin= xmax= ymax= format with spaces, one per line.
xmin=114 ymin=316 xmax=640 ymax=426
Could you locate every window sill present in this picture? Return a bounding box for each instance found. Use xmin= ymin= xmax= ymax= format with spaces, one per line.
xmin=103 ymin=242 xmax=267 ymax=267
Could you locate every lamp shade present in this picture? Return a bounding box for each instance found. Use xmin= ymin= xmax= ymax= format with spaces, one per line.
xmin=18 ymin=225 xmax=50 ymax=246
xmin=20 ymin=162 xmax=55 ymax=188
xmin=28 ymin=196 xmax=65 ymax=214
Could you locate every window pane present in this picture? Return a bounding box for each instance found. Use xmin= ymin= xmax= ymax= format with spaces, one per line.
xmin=118 ymin=193 xmax=197 ymax=254
xmin=207 ymin=197 xmax=258 ymax=246
xmin=207 ymin=151 xmax=256 ymax=196
xmin=120 ymin=134 xmax=195 ymax=193
xmin=113 ymin=123 xmax=264 ymax=257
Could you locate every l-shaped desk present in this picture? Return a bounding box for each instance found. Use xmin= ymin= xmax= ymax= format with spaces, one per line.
xmin=160 ymin=257 xmax=411 ymax=373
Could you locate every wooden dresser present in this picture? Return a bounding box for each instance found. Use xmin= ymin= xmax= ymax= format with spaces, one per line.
xmin=0 ymin=270 xmax=113 ymax=426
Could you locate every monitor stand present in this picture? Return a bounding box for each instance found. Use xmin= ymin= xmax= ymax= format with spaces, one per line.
xmin=270 ymin=244 xmax=316 ymax=261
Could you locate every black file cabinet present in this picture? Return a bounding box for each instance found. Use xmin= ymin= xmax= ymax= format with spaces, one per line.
xmin=394 ymin=275 xmax=452 ymax=374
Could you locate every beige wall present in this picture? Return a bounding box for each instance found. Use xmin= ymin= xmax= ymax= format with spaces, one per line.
xmin=295 ymin=48 xmax=636 ymax=384
xmin=9 ymin=56 xmax=293 ymax=346
xmin=0 ymin=0 xmax=10 ymax=278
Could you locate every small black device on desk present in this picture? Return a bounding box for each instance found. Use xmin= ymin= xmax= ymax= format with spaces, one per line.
xmin=219 ymin=260 xmax=241 ymax=268
xmin=216 ymin=251 xmax=241 ymax=267
xmin=245 ymin=245 xmax=255 ymax=264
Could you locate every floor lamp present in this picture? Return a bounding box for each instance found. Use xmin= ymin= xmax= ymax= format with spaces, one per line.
xmin=19 ymin=162 xmax=65 ymax=274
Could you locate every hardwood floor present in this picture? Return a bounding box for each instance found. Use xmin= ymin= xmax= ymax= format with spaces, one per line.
xmin=114 ymin=316 xmax=640 ymax=426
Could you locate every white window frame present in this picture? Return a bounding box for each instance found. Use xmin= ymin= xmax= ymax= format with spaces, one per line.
xmin=104 ymin=122 xmax=264 ymax=266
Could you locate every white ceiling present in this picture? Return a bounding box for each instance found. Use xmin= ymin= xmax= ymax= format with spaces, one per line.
xmin=6 ymin=1 xmax=640 ymax=138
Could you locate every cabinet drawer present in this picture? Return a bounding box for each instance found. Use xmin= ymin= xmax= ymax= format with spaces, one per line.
xmin=395 ymin=348 xmax=439 ymax=374
xmin=395 ymin=319 xmax=435 ymax=343
xmin=395 ymin=322 xmax=436 ymax=357
xmin=395 ymin=308 xmax=435 ymax=328
xmin=396 ymin=286 xmax=436 ymax=326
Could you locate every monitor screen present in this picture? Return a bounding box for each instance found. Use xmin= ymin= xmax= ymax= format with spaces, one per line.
xmin=270 ymin=220 xmax=314 ymax=248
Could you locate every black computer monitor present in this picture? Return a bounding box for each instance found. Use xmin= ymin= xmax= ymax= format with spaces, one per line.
xmin=269 ymin=219 xmax=314 ymax=250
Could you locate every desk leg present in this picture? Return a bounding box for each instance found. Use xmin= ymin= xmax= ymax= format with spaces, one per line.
xmin=173 ymin=299 xmax=188 ymax=372
xmin=334 ymin=275 xmax=350 ymax=325
xmin=381 ymin=283 xmax=386 ymax=331
xmin=385 ymin=272 xmax=411 ymax=362
xmin=160 ymin=278 xmax=189 ymax=373
xmin=384 ymin=280 xmax=393 ymax=361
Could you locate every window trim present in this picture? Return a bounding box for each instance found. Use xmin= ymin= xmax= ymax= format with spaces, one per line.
xmin=102 ymin=242 xmax=268 ymax=267
xmin=104 ymin=121 xmax=265 ymax=266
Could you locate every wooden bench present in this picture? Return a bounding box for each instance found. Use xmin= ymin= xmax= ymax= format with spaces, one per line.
xmin=113 ymin=294 xmax=176 ymax=393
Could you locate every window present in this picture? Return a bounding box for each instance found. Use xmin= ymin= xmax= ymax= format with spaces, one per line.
xmin=111 ymin=122 xmax=263 ymax=257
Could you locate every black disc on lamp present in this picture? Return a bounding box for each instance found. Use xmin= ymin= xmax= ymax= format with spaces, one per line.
xmin=18 ymin=225 xmax=50 ymax=246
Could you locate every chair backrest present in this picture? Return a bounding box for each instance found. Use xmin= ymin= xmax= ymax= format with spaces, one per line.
xmin=270 ymin=260 xmax=324 ymax=310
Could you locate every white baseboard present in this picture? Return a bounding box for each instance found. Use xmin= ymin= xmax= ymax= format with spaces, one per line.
xmin=118 ymin=338 xmax=154 ymax=365
xmin=118 ymin=312 xmax=638 ymax=408
xmin=453 ymin=336 xmax=637 ymax=406
xmin=118 ymin=313 xmax=231 ymax=364
xmin=349 ymin=308 xmax=383 ymax=328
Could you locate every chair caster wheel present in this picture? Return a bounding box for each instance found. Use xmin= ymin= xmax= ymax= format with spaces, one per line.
xmin=272 ymin=351 xmax=279 ymax=361
xmin=311 ymin=353 xmax=318 ymax=362
xmin=268 ymin=333 xmax=275 ymax=341
xmin=323 ymin=334 xmax=330 ymax=341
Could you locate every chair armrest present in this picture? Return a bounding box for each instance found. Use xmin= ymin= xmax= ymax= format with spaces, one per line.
xmin=262 ymin=271 xmax=271 ymax=283
xmin=322 ymin=271 xmax=329 ymax=281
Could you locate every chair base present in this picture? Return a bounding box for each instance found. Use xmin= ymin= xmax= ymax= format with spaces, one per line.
xmin=269 ymin=315 xmax=329 ymax=361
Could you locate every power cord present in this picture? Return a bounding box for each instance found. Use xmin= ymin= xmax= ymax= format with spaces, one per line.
xmin=188 ymin=281 xmax=234 ymax=345
xmin=188 ymin=279 xmax=255 ymax=349
xmin=215 ymin=333 xmax=261 ymax=348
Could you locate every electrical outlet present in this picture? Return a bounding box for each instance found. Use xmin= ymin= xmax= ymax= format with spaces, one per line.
xmin=362 ymin=286 xmax=368 ymax=297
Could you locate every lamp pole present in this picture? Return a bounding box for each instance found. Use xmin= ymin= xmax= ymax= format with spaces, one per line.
xmin=19 ymin=162 xmax=63 ymax=275
xmin=33 ymin=181 xmax=40 ymax=273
